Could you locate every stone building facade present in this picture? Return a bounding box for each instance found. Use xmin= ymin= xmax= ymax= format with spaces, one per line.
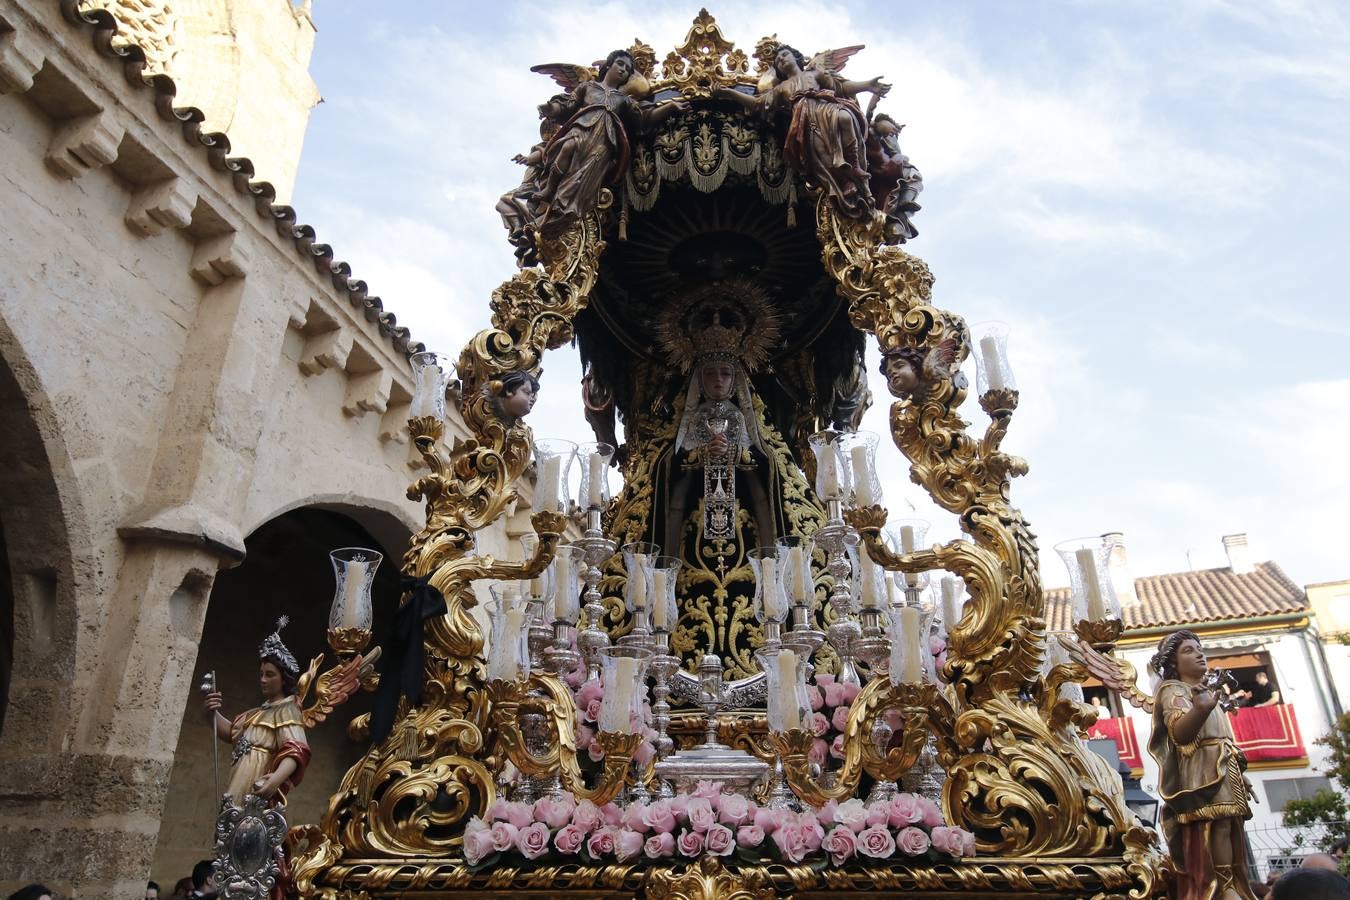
xmin=0 ymin=1 xmax=530 ymax=893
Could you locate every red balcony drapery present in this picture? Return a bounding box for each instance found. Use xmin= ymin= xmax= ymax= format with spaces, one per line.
xmin=1228 ymin=704 xmax=1305 ymax=762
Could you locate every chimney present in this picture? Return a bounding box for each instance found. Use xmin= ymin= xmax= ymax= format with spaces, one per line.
xmin=1222 ymin=533 xmax=1253 ymax=574
xmin=1101 ymin=531 xmax=1139 ymax=608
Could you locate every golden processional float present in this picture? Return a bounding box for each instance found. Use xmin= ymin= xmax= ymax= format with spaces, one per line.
xmin=287 ymin=11 xmax=1169 ymax=899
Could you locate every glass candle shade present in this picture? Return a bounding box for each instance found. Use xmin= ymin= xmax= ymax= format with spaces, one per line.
xmin=857 ymin=542 xmax=887 ymax=610
xmin=329 ymin=547 xmax=382 ymax=631
xmin=649 ymin=556 xmax=680 ymax=632
xmin=838 ymin=430 xmax=883 ymax=508
xmin=621 ymin=542 xmax=660 ymax=616
xmin=597 ymin=646 xmax=652 ymax=733
xmin=1041 ymin=633 xmax=1085 ymax=703
xmin=577 ymin=442 xmax=614 ymax=510
xmin=938 ymin=574 xmax=966 ymax=636
xmin=888 ymin=604 xmax=935 ymax=685
xmin=517 ymin=533 xmax=554 ymax=612
xmin=972 ymin=321 xmax=1016 ymax=394
xmin=1054 ymin=535 xmax=1122 ymax=624
xmin=409 ymin=350 xmax=448 ymax=421
xmin=749 ymin=546 xmax=789 ymax=624
xmin=486 ymin=587 xmax=531 ymax=682
xmin=550 ymin=543 xmax=587 ymax=625
xmin=776 ymin=535 xmax=815 ymax=607
xmin=532 ymin=439 xmax=577 ymax=514
xmin=808 ymin=431 xmax=849 ymax=502
xmin=889 ymin=518 xmax=930 ymax=588
xmin=756 ymin=648 xmax=811 ymax=733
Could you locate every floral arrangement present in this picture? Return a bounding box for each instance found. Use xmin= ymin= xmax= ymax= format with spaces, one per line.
xmin=463 ymin=781 xmax=975 ymax=868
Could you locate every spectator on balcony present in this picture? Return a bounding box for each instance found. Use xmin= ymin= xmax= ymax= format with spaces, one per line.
xmin=1246 ymin=671 xmax=1281 ymax=707
xmin=1270 ymin=867 xmax=1350 ymax=899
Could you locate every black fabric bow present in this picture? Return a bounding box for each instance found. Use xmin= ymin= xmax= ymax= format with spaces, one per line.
xmin=369 ymin=573 xmax=447 ymax=744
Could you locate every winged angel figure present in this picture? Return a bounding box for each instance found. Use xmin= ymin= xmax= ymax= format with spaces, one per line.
xmin=879 ymin=334 xmax=967 ymax=399
xmin=716 ymin=43 xmax=889 ymax=218
xmin=1062 ymin=631 xmax=1260 ymax=900
xmin=497 ymin=49 xmax=687 ymax=254
xmin=204 ymin=617 xmax=380 ymax=804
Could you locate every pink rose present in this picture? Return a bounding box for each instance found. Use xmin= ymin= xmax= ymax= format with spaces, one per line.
xmin=929 ymin=634 xmax=947 ymax=655
xmin=840 ymin=681 xmax=861 ymax=704
xmin=564 ymin=666 xmax=585 ymax=688
xmin=615 ymin=828 xmax=644 ymax=862
xmin=704 ymin=823 xmax=735 ymax=856
xmin=576 ymin=724 xmax=595 ymax=751
xmin=718 ymin=792 xmax=753 ymax=827
xmin=929 ymin=825 xmax=959 ymax=856
xmin=587 ymin=740 xmax=606 ymax=763
xmin=864 ymin=801 xmax=890 ymax=828
xmin=795 ymin=812 xmax=824 ymax=850
xmin=831 ymin=705 xmax=851 ymax=733
xmin=815 ymin=799 xmax=838 ymax=826
xmin=815 ymin=673 xmax=836 ymax=686
xmin=533 ymin=795 xmax=575 ymax=830
xmin=621 ymin=802 xmax=650 ymax=834
xmin=575 ymin=677 xmax=604 ymax=707
xmin=643 ymin=799 xmax=677 ymax=834
xmin=823 ymin=824 xmax=857 ymax=866
xmin=583 ymin=697 xmax=603 ymax=724
xmin=960 ymin=829 xmax=977 ymax=856
xmin=516 ymin=821 xmax=550 ymax=859
xmin=822 ymin=682 xmax=846 ymax=708
xmin=896 ymin=825 xmax=930 ymax=856
xmin=505 ymin=801 xmax=534 ymax=829
xmin=686 ymin=797 xmax=717 ymax=833
xmin=587 ymin=825 xmax=617 ymax=858
xmin=693 ymin=780 xmax=722 ymax=801
xmin=936 ymin=651 xmax=948 ymax=674
xmin=887 ymin=793 xmax=923 ymax=828
xmin=736 ymin=824 xmax=765 ymax=848
xmin=489 ymin=821 xmax=518 ymax=853
xmin=856 ymin=824 xmax=896 ymax=859
xmin=634 ymin=740 xmax=655 ymax=767
xmin=487 ymin=798 xmax=510 ymax=822
xmin=809 ymin=739 xmax=829 ymax=766
xmin=554 ymin=823 xmax=586 ymax=854
xmin=811 ymin=712 xmax=831 ymax=737
xmin=572 ymin=799 xmax=603 ymax=833
xmin=600 ymin=802 xmax=623 ymax=827
xmin=463 ymin=817 xmax=494 ymax=866
xmin=830 ymin=734 xmax=846 ymax=760
xmin=834 ymin=799 xmax=869 ymax=833
xmin=753 ymin=806 xmax=779 ymax=833
xmin=771 ymin=824 xmax=810 ymax=863
xmin=677 ymin=828 xmax=705 ymax=857
xmin=808 ymin=685 xmax=825 ymax=711
xmin=644 ymin=831 xmax=675 ymax=858
xmin=918 ymin=796 xmax=943 ymax=828
xmin=669 ymin=793 xmax=691 ymax=820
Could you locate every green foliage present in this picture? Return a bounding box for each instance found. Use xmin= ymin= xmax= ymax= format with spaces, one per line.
xmin=1282 ymin=711 xmax=1350 ymax=867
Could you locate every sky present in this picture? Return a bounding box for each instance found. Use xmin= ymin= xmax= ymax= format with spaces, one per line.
xmin=290 ymin=0 xmax=1350 ymax=589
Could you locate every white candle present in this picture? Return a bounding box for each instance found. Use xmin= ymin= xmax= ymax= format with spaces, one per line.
xmin=1076 ymin=548 xmax=1108 ymax=621
xmin=860 ymin=557 xmax=884 ymax=609
xmin=537 ymin=454 xmax=561 ymax=511
xmin=503 ymin=607 xmax=525 ymax=675
xmin=341 ymin=559 xmax=365 ymax=628
xmin=761 ymin=560 xmax=786 ymax=620
xmin=941 ymin=576 xmax=963 ymax=632
xmin=894 ymin=606 xmax=924 ymax=682
xmin=850 ymin=445 xmax=875 ymax=505
xmin=651 ymin=568 xmax=669 ymax=629
xmin=787 ymin=547 xmax=806 ymax=603
xmin=586 ymin=452 xmax=605 ymax=508
xmin=819 ymin=445 xmax=841 ymax=498
xmin=599 ymin=666 xmax=618 ymax=731
xmin=554 ymin=554 xmax=573 ymax=620
xmin=979 ymin=336 xmax=1006 ymax=391
xmin=775 ymin=650 xmax=801 ymax=730
xmin=529 ymin=573 xmax=545 ymax=599
xmin=412 ymin=363 xmax=442 ymax=418
xmin=885 ymin=572 xmax=901 ymax=607
xmin=899 ymin=526 xmax=918 ymax=587
xmin=606 ymin=656 xmax=637 ymax=732
xmin=630 ymin=554 xmax=648 ymax=610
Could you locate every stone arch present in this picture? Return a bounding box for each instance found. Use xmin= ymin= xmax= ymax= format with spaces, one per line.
xmin=0 ymin=310 xmax=92 ymax=768
xmin=150 ymin=501 xmax=411 ymax=883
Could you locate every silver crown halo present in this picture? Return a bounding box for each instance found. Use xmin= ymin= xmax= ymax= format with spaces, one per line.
xmin=258 ymin=615 xmax=299 ymax=675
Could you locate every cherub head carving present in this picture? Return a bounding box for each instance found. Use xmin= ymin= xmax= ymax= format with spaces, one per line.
xmin=487 ymin=370 xmax=540 ymax=424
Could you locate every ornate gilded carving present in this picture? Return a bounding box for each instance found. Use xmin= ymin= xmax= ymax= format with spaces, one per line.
xmin=658 ymin=9 xmax=751 ymax=99
xmin=645 ymin=857 xmax=775 ymax=900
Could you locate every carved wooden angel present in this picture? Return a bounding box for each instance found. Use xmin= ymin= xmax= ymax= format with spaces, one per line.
xmin=716 ymin=43 xmax=890 ymax=218
xmin=1061 ymin=632 xmax=1259 ymax=900
xmin=880 ymin=335 xmax=966 ymax=399
xmin=526 ymin=50 xmax=688 ymax=240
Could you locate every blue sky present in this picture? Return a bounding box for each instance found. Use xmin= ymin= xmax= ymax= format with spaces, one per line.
xmin=290 ymin=1 xmax=1349 ymax=588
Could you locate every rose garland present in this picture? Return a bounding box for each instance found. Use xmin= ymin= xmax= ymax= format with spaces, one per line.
xmin=463 ymin=781 xmax=974 ymax=868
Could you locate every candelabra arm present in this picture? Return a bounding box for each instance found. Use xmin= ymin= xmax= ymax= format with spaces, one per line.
xmin=485 ymin=510 xmax=567 ymax=584
xmin=1041 ymin=659 xmax=1098 ymax=733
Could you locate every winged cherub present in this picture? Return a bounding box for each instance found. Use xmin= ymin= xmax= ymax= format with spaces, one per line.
xmin=716 ymin=44 xmax=890 ymax=218
xmin=527 ymin=50 xmax=688 ymax=240
xmin=880 ymin=335 xmax=965 ymax=399
xmin=1063 ymin=632 xmax=1259 ymax=900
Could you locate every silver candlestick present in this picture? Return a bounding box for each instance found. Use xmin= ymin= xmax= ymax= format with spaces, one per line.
xmin=815 ymin=499 xmax=862 ymax=685
xmin=574 ymin=508 xmax=616 ymax=680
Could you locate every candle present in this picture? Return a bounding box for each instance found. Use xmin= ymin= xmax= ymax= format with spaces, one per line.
xmin=979 ymin=336 xmax=1006 ymax=391
xmin=819 ymin=445 xmax=841 ymax=498
xmin=529 ymin=573 xmax=544 ymax=599
xmin=860 ymin=560 xmax=884 ymax=609
xmin=651 ymin=568 xmax=669 ymax=629
xmin=1076 ymin=548 xmax=1108 ymax=621
xmin=537 ymin=454 xmax=561 ymax=511
xmin=941 ymin=576 xmax=963 ymax=632
xmin=775 ymin=650 xmax=801 ymax=730
xmin=850 ymin=445 xmax=875 ymax=505
xmin=885 ymin=571 xmax=901 ymax=607
xmin=761 ymin=559 xmax=786 ymax=620
xmin=586 ymin=452 xmax=605 ymax=508
xmin=605 ymin=656 xmax=637 ymax=732
xmin=631 ymin=554 xmax=648 ymax=610
xmin=554 ymin=554 xmax=573 ymax=620
xmin=893 ymin=606 xmax=924 ymax=682
xmin=503 ymin=606 xmax=525 ymax=675
xmin=341 ymin=559 xmax=365 ymax=628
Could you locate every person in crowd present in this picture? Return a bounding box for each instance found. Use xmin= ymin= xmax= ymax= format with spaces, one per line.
xmin=145 ymin=880 xmax=160 ymax=899
xmin=7 ymin=887 xmax=52 ymax=900
xmin=169 ymin=877 xmax=193 ymax=899
xmin=187 ymin=860 xmax=216 ymax=899
xmin=1304 ymin=853 xmax=1342 ymax=871
xmin=1270 ymin=868 xmax=1350 ymax=899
